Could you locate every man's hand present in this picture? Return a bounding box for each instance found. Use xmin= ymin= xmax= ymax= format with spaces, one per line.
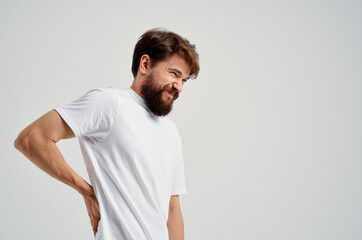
xmin=83 ymin=186 xmax=101 ymax=237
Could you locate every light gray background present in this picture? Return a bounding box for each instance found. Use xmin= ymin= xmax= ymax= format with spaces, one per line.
xmin=1 ymin=0 xmax=361 ymax=239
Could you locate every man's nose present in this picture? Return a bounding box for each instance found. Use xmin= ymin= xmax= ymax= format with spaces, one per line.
xmin=172 ymin=80 xmax=183 ymax=93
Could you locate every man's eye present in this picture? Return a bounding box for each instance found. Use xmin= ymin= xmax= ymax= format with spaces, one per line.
xmin=171 ymin=72 xmax=177 ymax=77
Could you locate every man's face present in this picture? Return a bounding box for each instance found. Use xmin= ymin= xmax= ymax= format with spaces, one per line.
xmin=140 ymin=54 xmax=190 ymax=117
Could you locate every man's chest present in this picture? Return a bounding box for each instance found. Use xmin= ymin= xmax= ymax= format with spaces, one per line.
xmin=99 ymin=108 xmax=178 ymax=173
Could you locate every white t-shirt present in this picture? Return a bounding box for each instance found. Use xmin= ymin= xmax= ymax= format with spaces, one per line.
xmin=54 ymin=87 xmax=187 ymax=240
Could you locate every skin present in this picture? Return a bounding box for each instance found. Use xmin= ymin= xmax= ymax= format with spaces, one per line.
xmin=14 ymin=53 xmax=190 ymax=239
xmin=131 ymin=53 xmax=190 ymax=117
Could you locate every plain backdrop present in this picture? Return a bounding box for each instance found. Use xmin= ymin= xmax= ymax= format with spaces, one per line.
xmin=1 ymin=0 xmax=361 ymax=239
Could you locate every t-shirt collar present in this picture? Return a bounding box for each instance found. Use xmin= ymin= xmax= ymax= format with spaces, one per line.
xmin=126 ymin=87 xmax=151 ymax=112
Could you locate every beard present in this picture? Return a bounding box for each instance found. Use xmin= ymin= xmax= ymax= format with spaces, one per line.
xmin=140 ymin=73 xmax=179 ymax=117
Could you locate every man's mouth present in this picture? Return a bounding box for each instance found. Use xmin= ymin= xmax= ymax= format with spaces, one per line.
xmin=166 ymin=90 xmax=175 ymax=98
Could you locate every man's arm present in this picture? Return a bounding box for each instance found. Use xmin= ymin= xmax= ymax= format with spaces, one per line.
xmin=167 ymin=195 xmax=185 ymax=240
xmin=14 ymin=109 xmax=100 ymax=236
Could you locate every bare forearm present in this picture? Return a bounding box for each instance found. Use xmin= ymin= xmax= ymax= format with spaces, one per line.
xmin=167 ymin=208 xmax=184 ymax=240
xmin=15 ymin=135 xmax=92 ymax=197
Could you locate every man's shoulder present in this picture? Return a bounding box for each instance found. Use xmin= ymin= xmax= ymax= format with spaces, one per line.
xmin=95 ymin=86 xmax=120 ymax=96
xmin=87 ymin=87 xmax=125 ymax=101
xmin=98 ymin=87 xmax=132 ymax=100
xmin=79 ymin=87 xmax=121 ymax=110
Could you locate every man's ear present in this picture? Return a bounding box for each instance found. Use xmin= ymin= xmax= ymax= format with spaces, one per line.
xmin=139 ymin=54 xmax=152 ymax=75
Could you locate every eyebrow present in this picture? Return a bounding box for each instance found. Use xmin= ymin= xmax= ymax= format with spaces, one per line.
xmin=169 ymin=68 xmax=191 ymax=80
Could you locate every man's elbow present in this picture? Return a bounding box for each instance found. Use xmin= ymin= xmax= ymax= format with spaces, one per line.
xmin=14 ymin=132 xmax=27 ymax=153
xmin=14 ymin=129 xmax=34 ymax=154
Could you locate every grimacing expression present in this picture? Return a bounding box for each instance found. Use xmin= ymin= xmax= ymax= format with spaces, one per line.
xmin=140 ymin=54 xmax=190 ymax=117
xmin=140 ymin=71 xmax=179 ymax=117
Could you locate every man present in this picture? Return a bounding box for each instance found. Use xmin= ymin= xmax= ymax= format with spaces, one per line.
xmin=14 ymin=28 xmax=200 ymax=240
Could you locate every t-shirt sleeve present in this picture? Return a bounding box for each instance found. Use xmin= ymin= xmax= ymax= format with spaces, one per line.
xmin=53 ymin=88 xmax=118 ymax=144
xmin=171 ymin=132 xmax=187 ymax=195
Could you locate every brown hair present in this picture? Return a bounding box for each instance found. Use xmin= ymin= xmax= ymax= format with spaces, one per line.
xmin=132 ymin=28 xmax=200 ymax=79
